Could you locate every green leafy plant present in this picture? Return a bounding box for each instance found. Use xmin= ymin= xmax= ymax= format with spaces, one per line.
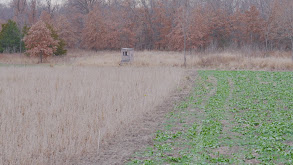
xmin=128 ymin=71 xmax=293 ymax=164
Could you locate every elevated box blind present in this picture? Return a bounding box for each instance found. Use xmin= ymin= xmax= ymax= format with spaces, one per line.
xmin=121 ymin=48 xmax=134 ymax=64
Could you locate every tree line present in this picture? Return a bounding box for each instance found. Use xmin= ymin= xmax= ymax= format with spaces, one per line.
xmin=0 ymin=0 xmax=293 ymax=59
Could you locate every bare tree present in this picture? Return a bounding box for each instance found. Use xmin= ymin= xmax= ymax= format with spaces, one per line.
xmin=0 ymin=4 xmax=14 ymax=20
xmin=67 ymin=0 xmax=99 ymax=14
xmin=280 ymin=0 xmax=293 ymax=60
xmin=182 ymin=0 xmax=190 ymax=67
xmin=11 ymin=0 xmax=28 ymax=27
xmin=28 ymin=0 xmax=37 ymax=24
xmin=138 ymin=0 xmax=155 ymax=50
xmin=43 ymin=0 xmax=58 ymax=17
xmin=262 ymin=0 xmax=279 ymax=52
xmin=11 ymin=0 xmax=28 ymax=53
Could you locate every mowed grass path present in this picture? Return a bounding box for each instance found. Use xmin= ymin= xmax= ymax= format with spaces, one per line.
xmin=128 ymin=71 xmax=293 ymax=164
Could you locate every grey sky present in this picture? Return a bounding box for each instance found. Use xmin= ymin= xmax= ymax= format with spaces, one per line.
xmin=0 ymin=0 xmax=63 ymax=5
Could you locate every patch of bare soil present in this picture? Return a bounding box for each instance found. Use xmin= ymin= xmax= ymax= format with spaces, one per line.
xmin=212 ymin=146 xmax=239 ymax=156
xmin=73 ymin=70 xmax=197 ymax=165
xmin=245 ymin=152 xmax=261 ymax=165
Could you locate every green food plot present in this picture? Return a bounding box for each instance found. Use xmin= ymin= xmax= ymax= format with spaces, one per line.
xmin=128 ymin=70 xmax=293 ymax=164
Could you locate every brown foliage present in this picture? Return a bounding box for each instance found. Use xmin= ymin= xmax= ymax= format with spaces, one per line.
xmin=167 ymin=7 xmax=186 ymax=51
xmin=243 ymin=6 xmax=264 ymax=44
xmin=119 ymin=0 xmax=136 ymax=48
xmin=82 ymin=2 xmax=136 ymax=50
xmin=82 ymin=5 xmax=107 ymax=50
xmin=2 ymin=0 xmax=293 ymax=53
xmin=189 ymin=7 xmax=211 ymax=50
xmin=54 ymin=15 xmax=76 ymax=48
xmin=24 ymin=20 xmax=58 ymax=60
xmin=40 ymin=10 xmax=53 ymax=25
xmin=153 ymin=0 xmax=172 ymax=50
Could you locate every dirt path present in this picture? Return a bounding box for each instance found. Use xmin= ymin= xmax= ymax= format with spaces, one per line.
xmin=74 ymin=70 xmax=197 ymax=165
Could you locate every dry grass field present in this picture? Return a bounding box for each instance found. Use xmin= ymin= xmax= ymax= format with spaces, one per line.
xmin=0 ymin=50 xmax=292 ymax=70
xmin=0 ymin=66 xmax=184 ymax=164
xmin=72 ymin=50 xmax=293 ymax=70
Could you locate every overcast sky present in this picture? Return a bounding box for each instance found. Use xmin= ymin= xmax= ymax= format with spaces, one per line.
xmin=0 ymin=0 xmax=63 ymax=6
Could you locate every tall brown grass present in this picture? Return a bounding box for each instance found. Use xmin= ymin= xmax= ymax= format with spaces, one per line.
xmin=0 ymin=50 xmax=292 ymax=70
xmin=0 ymin=66 xmax=184 ymax=164
xmin=70 ymin=50 xmax=293 ymax=71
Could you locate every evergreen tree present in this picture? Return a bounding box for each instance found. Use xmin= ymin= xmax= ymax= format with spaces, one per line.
xmin=22 ymin=25 xmax=30 ymax=36
xmin=0 ymin=20 xmax=23 ymax=53
xmin=47 ymin=24 xmax=67 ymax=56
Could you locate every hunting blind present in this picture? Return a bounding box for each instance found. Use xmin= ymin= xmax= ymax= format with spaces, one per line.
xmin=121 ymin=48 xmax=134 ymax=64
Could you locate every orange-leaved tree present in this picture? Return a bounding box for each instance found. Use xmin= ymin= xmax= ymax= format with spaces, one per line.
xmin=189 ymin=7 xmax=210 ymax=50
xmin=55 ymin=15 xmax=76 ymax=48
xmin=168 ymin=6 xmax=189 ymax=51
xmin=24 ymin=20 xmax=58 ymax=63
xmin=153 ymin=0 xmax=172 ymax=50
xmin=82 ymin=5 xmax=107 ymax=50
xmin=103 ymin=5 xmax=120 ymax=50
xmin=119 ymin=0 xmax=136 ymax=49
xmin=243 ymin=6 xmax=264 ymax=46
